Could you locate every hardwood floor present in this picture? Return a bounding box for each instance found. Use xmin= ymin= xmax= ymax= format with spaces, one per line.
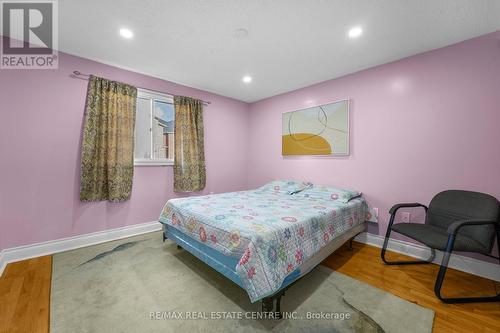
xmin=0 ymin=256 xmax=51 ymax=333
xmin=322 ymin=242 xmax=500 ymax=333
xmin=0 ymin=243 xmax=498 ymax=332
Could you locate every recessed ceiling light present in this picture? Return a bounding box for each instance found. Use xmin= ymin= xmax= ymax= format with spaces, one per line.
xmin=242 ymin=75 xmax=252 ymax=83
xmin=234 ymin=28 xmax=249 ymax=39
xmin=348 ymin=26 xmax=363 ymax=39
xmin=119 ymin=28 xmax=134 ymax=39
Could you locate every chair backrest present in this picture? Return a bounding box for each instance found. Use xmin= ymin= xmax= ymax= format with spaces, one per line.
xmin=427 ymin=190 xmax=499 ymax=251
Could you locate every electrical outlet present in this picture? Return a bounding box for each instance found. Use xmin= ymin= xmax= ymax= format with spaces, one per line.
xmin=372 ymin=207 xmax=379 ymax=217
xmin=401 ymin=212 xmax=411 ymax=223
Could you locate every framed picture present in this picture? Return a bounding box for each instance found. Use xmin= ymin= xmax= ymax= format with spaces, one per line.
xmin=282 ymin=99 xmax=349 ymax=156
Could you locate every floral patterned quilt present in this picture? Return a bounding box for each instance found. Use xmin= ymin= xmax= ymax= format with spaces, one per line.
xmin=159 ymin=183 xmax=370 ymax=302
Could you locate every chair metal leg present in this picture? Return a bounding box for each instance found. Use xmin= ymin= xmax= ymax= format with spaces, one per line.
xmin=497 ymin=224 xmax=500 ymax=265
xmin=381 ymin=215 xmax=436 ymax=265
xmin=434 ymin=234 xmax=500 ymax=303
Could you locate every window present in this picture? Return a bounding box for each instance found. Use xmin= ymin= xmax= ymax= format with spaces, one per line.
xmin=134 ymin=89 xmax=175 ymax=166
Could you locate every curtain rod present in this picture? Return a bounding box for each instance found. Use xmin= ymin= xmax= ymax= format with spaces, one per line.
xmin=71 ymin=71 xmax=211 ymax=105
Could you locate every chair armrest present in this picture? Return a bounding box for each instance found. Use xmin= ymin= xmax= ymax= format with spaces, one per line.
xmin=389 ymin=203 xmax=428 ymax=215
xmin=447 ymin=219 xmax=498 ymax=236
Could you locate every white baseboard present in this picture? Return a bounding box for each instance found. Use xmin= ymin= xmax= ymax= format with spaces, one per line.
xmin=0 ymin=221 xmax=162 ymax=277
xmin=355 ymin=232 xmax=500 ymax=282
xmin=1 ymin=226 xmax=497 ymax=283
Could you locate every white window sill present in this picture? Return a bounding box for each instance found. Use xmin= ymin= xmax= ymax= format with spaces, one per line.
xmin=134 ymin=159 xmax=174 ymax=166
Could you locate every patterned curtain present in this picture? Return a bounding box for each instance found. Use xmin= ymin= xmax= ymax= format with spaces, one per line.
xmin=80 ymin=75 xmax=137 ymax=202
xmin=173 ymin=96 xmax=206 ymax=192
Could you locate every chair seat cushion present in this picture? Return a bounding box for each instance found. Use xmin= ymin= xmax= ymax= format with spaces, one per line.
xmin=391 ymin=223 xmax=490 ymax=253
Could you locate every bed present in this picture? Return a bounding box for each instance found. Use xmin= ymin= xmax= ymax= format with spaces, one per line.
xmin=159 ymin=180 xmax=372 ymax=316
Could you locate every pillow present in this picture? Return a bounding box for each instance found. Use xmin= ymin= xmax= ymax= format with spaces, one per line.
xmin=259 ymin=180 xmax=312 ymax=195
xmin=303 ymin=185 xmax=361 ymax=203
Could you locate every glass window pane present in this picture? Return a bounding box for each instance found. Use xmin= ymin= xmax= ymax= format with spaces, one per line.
xmin=134 ymin=97 xmax=152 ymax=159
xmin=152 ymin=100 xmax=174 ymax=160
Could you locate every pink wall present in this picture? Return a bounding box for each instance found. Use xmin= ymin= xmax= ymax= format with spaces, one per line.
xmin=1 ymin=32 xmax=499 ymax=261
xmin=0 ymin=44 xmax=249 ymax=250
xmin=247 ymin=31 xmax=500 ymax=258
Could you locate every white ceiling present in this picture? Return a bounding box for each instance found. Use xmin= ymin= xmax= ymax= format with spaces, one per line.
xmin=59 ymin=0 xmax=500 ymax=103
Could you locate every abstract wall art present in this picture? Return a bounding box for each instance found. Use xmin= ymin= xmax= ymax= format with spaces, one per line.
xmin=282 ymin=100 xmax=349 ymax=156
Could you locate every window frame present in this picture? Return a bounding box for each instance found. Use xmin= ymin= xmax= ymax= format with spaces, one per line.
xmin=134 ymin=88 xmax=175 ymax=167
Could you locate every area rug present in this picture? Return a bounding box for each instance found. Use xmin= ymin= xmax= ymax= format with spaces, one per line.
xmin=51 ymin=231 xmax=434 ymax=333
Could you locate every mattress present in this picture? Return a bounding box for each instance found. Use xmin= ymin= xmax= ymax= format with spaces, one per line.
xmin=163 ymin=222 xmax=366 ymax=292
xmin=159 ymin=187 xmax=369 ymax=302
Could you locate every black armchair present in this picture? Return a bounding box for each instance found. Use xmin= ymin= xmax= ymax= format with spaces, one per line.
xmin=381 ymin=190 xmax=500 ymax=303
